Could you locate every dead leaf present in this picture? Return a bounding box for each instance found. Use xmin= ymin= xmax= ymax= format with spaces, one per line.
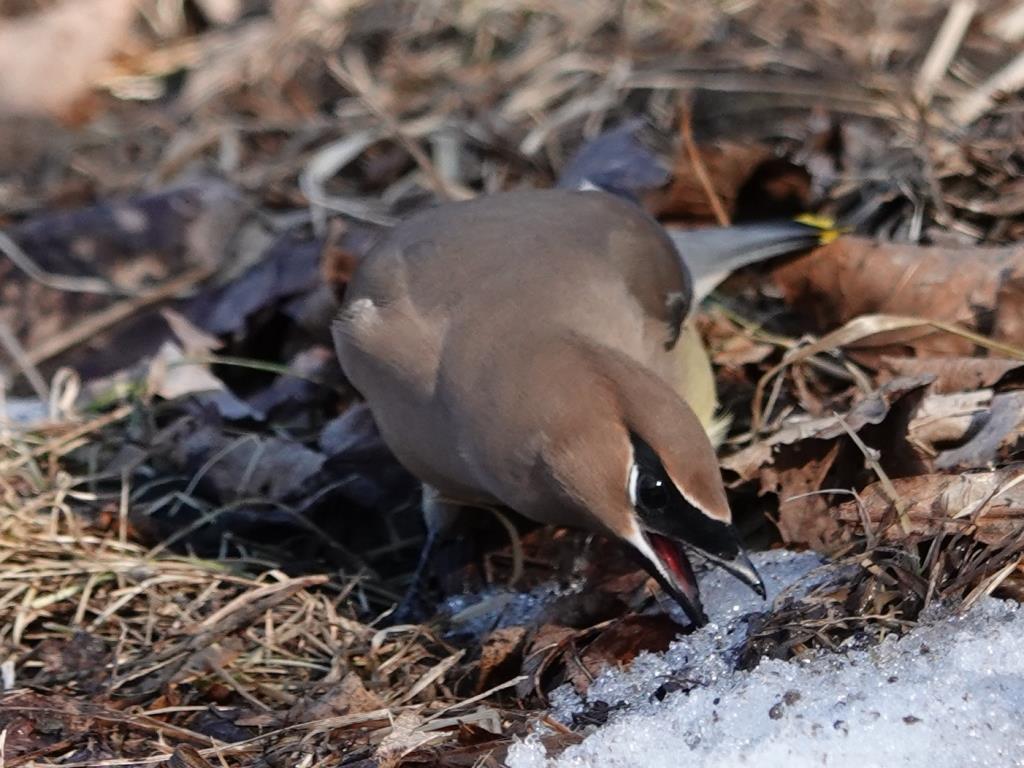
xmin=0 ymin=0 xmax=137 ymax=117
xmin=173 ymin=425 xmax=326 ymax=502
xmin=725 ymin=377 xmax=934 ymax=482
xmin=147 ymin=342 xmax=228 ymax=401
xmin=375 ymin=710 xmax=443 ymax=768
xmin=724 ymin=378 xmax=932 ymax=550
xmin=772 ymin=238 xmax=1024 ymax=356
xmin=766 ymin=441 xmax=843 ymax=549
xmin=878 ymin=356 xmax=1024 ymax=394
xmin=835 ymin=465 xmax=1024 ymax=545
xmin=160 ymin=309 xmax=223 ymax=357
xmin=934 ymin=392 xmax=1024 ymax=470
xmin=168 ymin=746 xmax=216 ymax=768
xmin=517 ymin=624 xmax=577 ymax=700
xmin=576 ymin=614 xmax=683 ymax=681
xmin=287 ymin=672 xmax=386 ymax=722
xmin=187 ymin=229 xmax=322 ymax=337
xmin=0 ymin=180 xmax=247 ymax=385
xmin=476 ymin=627 xmax=527 ymax=694
xmin=908 ymin=389 xmax=993 ymax=449
xmin=320 ymin=218 xmax=364 ymax=302
xmin=647 ymin=142 xmax=770 ymax=223
xmin=994 ymin=273 xmax=1024 ymax=345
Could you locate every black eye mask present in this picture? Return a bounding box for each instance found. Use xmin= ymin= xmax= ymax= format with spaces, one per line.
xmin=629 ymin=432 xmax=742 ymax=562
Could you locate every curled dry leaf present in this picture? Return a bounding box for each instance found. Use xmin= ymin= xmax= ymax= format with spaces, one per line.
xmin=477 ymin=626 xmax=528 ymax=695
xmin=517 ymin=614 xmax=686 ymax=700
xmin=878 ymin=355 xmax=1024 ymax=394
xmin=285 ymin=672 xmax=386 ymax=723
xmin=574 ymin=614 xmax=683 ymax=682
xmin=726 ymin=377 xmax=935 ymax=483
xmin=724 ymin=377 xmax=932 ymax=550
xmin=172 ymin=424 xmax=326 ymax=503
xmin=168 ymin=746 xmax=216 ymax=768
xmin=835 ymin=465 xmax=1024 ymax=546
xmin=146 ymin=341 xmax=228 ymax=402
xmin=772 ymin=238 xmax=1024 ymax=356
xmin=908 ymin=389 xmax=995 ymax=449
xmin=931 ymin=391 xmax=1024 ymax=470
xmin=647 ymin=142 xmax=768 ymax=223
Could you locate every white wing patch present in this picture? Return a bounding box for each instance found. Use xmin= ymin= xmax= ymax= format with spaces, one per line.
xmin=346 ymin=297 xmax=382 ymax=332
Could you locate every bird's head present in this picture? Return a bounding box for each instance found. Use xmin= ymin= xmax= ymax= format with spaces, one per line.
xmin=620 ymin=432 xmax=764 ymax=626
xmin=546 ymin=342 xmax=765 ymax=627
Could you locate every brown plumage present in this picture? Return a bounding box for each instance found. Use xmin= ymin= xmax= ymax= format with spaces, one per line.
xmin=333 ymin=188 xmax=764 ymax=625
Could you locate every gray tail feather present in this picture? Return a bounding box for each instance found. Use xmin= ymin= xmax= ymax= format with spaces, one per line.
xmin=668 ymin=219 xmax=836 ymax=305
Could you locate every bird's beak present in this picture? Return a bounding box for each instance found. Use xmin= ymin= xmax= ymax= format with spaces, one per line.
xmin=699 ymin=542 xmax=767 ymax=599
xmin=628 ymin=525 xmax=766 ymax=627
xmin=644 ymin=531 xmax=707 ymax=626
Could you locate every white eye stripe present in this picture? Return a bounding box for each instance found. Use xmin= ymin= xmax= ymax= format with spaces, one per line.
xmin=627 ymin=461 xmax=640 ymax=507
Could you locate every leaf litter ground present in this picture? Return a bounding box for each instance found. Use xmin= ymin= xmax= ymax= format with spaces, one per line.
xmin=1 ymin=1 xmax=1024 ymax=765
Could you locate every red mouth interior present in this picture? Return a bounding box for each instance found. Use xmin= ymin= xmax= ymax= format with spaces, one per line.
xmin=648 ymin=532 xmax=701 ymax=604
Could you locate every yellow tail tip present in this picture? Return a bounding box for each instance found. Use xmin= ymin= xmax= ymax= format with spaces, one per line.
xmin=794 ymin=213 xmax=846 ymax=245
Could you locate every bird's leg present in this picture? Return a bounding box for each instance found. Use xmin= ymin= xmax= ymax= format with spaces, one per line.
xmin=388 ymin=485 xmax=462 ymax=625
xmin=389 ymin=528 xmax=442 ymax=624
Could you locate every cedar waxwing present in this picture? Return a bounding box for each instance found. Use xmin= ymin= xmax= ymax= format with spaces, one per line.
xmin=333 ymin=188 xmax=832 ymax=625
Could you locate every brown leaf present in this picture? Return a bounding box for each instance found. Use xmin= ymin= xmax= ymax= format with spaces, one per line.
xmin=170 ymin=425 xmax=326 ymax=502
xmin=476 ymin=626 xmax=527 ymax=694
xmin=772 ymin=238 xmax=1024 ymax=356
xmin=0 ymin=0 xmax=137 ymax=117
xmin=835 ymin=466 xmax=1024 ymax=545
xmin=934 ymin=392 xmax=1024 ymax=470
xmin=28 ymin=631 xmax=113 ymax=693
xmin=374 ymin=710 xmax=442 ymax=768
xmin=287 ymin=672 xmax=386 ymax=722
xmin=647 ymin=142 xmax=772 ymax=223
xmin=320 ymin=218 xmax=363 ymax=302
xmin=994 ymin=273 xmax=1024 ymax=345
xmin=724 ymin=378 xmax=932 ymax=549
xmin=169 ymin=746 xmax=216 ymax=768
xmin=0 ymin=180 xmax=247 ymax=385
xmin=724 ymin=377 xmax=933 ymax=482
xmin=517 ymin=624 xmax=577 ymax=699
xmin=879 ymin=356 xmax=1024 ymax=394
xmin=765 ymin=441 xmax=842 ymax=549
xmin=579 ymin=614 xmax=684 ymax=677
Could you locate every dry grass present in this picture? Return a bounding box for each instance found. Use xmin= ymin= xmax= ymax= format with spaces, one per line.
xmin=0 ymin=412 xmax=532 ymax=767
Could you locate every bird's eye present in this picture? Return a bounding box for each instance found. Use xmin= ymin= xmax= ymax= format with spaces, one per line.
xmin=638 ymin=473 xmax=669 ymax=510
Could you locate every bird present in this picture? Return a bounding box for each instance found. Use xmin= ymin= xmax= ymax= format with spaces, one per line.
xmin=332 ymin=187 xmax=832 ymax=626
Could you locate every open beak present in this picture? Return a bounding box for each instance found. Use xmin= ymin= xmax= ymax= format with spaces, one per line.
xmin=645 ymin=532 xmax=707 ymax=626
xmin=632 ymin=527 xmax=766 ymax=627
xmin=702 ymin=544 xmax=767 ymax=599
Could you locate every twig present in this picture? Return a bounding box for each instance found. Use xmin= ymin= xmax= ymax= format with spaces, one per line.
xmin=833 ymin=412 xmax=912 ymax=537
xmin=0 ymin=321 xmax=49 ymax=403
xmin=327 ymin=53 xmax=463 ymax=203
xmin=951 ymin=48 xmax=1024 ymax=126
xmin=25 ymin=265 xmax=215 ymax=367
xmin=751 ymin=313 xmax=1024 ymax=432
xmin=913 ymin=0 xmax=977 ymax=106
xmin=679 ymin=99 xmax=730 ymax=226
xmin=0 ymin=230 xmax=128 ymax=296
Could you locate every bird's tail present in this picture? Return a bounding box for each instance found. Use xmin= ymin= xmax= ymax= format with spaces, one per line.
xmin=668 ymin=216 xmax=842 ymax=305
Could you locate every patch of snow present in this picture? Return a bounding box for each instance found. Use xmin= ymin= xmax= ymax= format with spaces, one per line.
xmin=508 ymin=550 xmax=1024 ymax=768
